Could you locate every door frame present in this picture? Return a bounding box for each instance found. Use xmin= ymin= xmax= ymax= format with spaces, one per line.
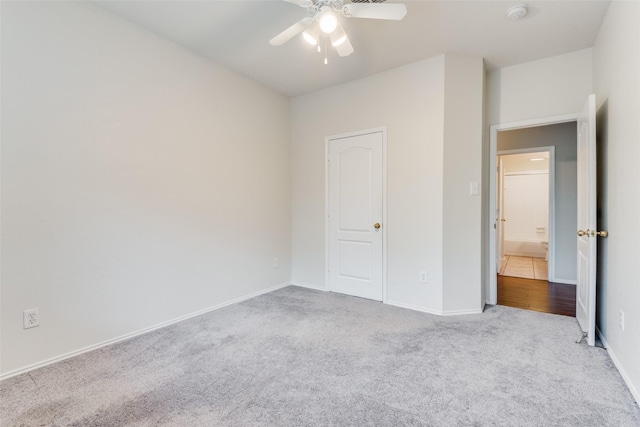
xmin=497 ymin=147 xmax=556 ymax=280
xmin=488 ymin=114 xmax=576 ymax=305
xmin=325 ymin=127 xmax=388 ymax=302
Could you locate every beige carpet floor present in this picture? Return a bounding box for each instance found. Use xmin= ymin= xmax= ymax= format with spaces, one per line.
xmin=1 ymin=286 xmax=639 ymax=426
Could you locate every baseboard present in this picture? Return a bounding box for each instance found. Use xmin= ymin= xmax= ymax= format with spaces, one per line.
xmin=388 ymin=300 xmax=485 ymax=317
xmin=441 ymin=308 xmax=485 ymax=316
xmin=0 ymin=281 xmax=291 ymax=382
xmin=597 ymin=326 xmax=640 ymax=408
xmin=550 ymin=278 xmax=577 ymax=285
xmin=505 ymin=250 xmax=546 ymax=258
xmin=504 ymin=240 xmax=546 ymax=259
xmin=387 ymin=300 xmax=443 ymax=316
xmin=290 ymin=281 xmax=327 ymax=291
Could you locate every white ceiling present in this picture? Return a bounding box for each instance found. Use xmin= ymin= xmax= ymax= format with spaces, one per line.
xmin=92 ymin=0 xmax=610 ymax=97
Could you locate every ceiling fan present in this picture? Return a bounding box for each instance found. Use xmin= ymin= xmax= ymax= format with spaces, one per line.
xmin=269 ymin=0 xmax=407 ymax=59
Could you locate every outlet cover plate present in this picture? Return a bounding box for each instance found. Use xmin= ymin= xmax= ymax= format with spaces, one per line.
xmin=24 ymin=308 xmax=40 ymax=329
xmin=420 ymin=271 xmax=428 ymax=283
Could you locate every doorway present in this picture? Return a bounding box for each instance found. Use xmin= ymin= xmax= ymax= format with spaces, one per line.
xmin=489 ymin=96 xmax=600 ymax=343
xmin=488 ymin=117 xmax=579 ymax=314
xmin=497 ymin=149 xmax=553 ymax=281
xmin=495 ymin=147 xmax=575 ymax=316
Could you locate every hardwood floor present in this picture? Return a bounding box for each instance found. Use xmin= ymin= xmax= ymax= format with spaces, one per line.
xmin=497 ymin=275 xmax=576 ymax=317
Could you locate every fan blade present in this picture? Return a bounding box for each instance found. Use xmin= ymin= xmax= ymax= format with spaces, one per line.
xmin=342 ymin=3 xmax=407 ymax=20
xmin=335 ymin=35 xmax=354 ymax=57
xmin=269 ymin=18 xmax=313 ymax=46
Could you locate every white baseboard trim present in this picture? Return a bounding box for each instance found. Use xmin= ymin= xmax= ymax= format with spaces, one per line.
xmin=0 ymin=281 xmax=291 ymax=382
xmin=504 ymin=240 xmax=546 ymax=259
xmin=596 ymin=326 xmax=640 ymax=408
xmin=387 ymin=300 xmax=443 ymax=316
xmin=550 ymin=278 xmax=577 ymax=285
xmin=388 ymin=300 xmax=484 ymax=317
xmin=441 ymin=308 xmax=485 ymax=316
xmin=290 ymin=281 xmax=327 ymax=291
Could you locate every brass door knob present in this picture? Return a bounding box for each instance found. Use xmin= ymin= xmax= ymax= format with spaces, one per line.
xmin=374 ymin=223 xmax=381 ymax=229
xmin=578 ymin=229 xmax=608 ymax=237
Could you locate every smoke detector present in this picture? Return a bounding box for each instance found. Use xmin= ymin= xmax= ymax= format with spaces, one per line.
xmin=506 ymin=4 xmax=528 ymax=20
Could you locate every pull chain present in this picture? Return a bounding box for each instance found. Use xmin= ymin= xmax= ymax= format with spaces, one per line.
xmin=324 ymin=40 xmax=328 ymax=65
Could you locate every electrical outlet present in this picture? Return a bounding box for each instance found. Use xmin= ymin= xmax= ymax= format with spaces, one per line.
xmin=619 ymin=310 xmax=625 ymax=331
xmin=420 ymin=271 xmax=428 ymax=284
xmin=23 ymin=308 xmax=40 ymax=329
xmin=273 ymin=257 xmax=279 ymax=269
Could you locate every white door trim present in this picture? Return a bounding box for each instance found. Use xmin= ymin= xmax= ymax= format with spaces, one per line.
xmin=497 ymin=146 xmax=556 ymax=282
xmin=488 ymin=114 xmax=576 ymax=305
xmin=325 ymin=127 xmax=388 ymax=303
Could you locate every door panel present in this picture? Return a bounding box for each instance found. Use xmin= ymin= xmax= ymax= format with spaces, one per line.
xmin=338 ymin=240 xmax=372 ymax=280
xmin=329 ymin=131 xmax=383 ymax=301
xmin=337 ymin=148 xmax=372 ymax=231
xmin=576 ymin=94 xmax=597 ymax=346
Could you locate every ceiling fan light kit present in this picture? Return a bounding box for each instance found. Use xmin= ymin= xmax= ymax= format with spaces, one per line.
xmin=319 ymin=7 xmax=338 ymax=33
xmin=270 ymin=0 xmax=407 ymax=63
xmin=330 ymin=25 xmax=348 ymax=47
xmin=303 ymin=25 xmax=321 ymax=45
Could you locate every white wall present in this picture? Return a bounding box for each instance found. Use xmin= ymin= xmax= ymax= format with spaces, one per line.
xmin=442 ymin=55 xmax=484 ymax=314
xmin=497 ymin=123 xmax=577 ymax=282
xmin=593 ymin=0 xmax=640 ymax=404
xmin=487 ymin=49 xmax=593 ymax=125
xmin=291 ymin=56 xmax=446 ymax=313
xmin=291 ymin=54 xmax=484 ymax=315
xmin=1 ymin=1 xmax=291 ymax=375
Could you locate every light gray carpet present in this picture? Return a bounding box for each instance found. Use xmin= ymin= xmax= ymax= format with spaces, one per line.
xmin=1 ymin=286 xmax=639 ymax=426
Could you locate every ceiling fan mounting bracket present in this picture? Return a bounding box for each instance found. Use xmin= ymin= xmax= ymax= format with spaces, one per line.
xmin=302 ymin=0 xmax=345 ymax=17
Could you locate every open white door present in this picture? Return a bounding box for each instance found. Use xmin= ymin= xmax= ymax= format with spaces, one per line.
xmin=576 ymin=94 xmax=597 ymax=346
